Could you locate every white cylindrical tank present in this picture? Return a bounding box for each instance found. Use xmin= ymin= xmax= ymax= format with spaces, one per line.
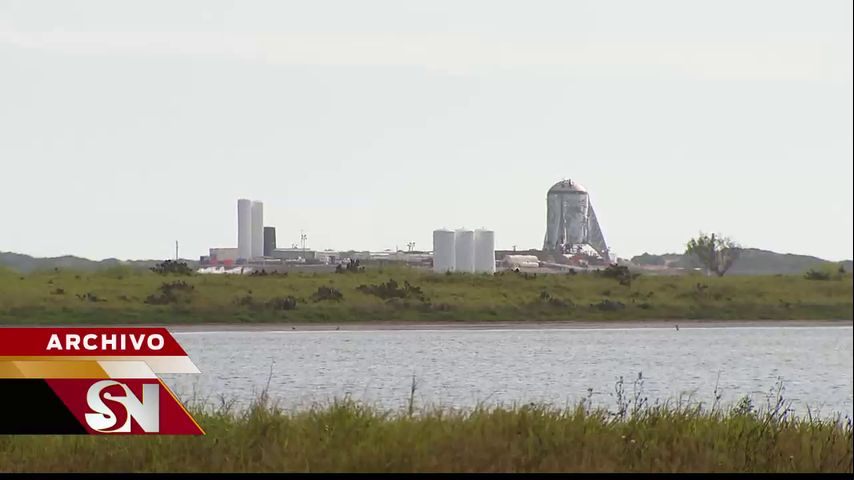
xmin=251 ymin=201 xmax=264 ymax=259
xmin=432 ymin=229 xmax=456 ymax=273
xmin=474 ymin=229 xmax=495 ymax=274
xmin=454 ymin=229 xmax=475 ymax=273
xmin=237 ymin=199 xmax=252 ymax=261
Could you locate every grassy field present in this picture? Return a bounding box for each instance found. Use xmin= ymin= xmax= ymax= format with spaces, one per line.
xmin=0 ymin=264 xmax=851 ymax=325
xmin=1 ymin=393 xmax=851 ymax=473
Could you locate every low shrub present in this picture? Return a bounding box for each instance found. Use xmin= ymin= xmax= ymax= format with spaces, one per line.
xmin=357 ymin=279 xmax=428 ymax=302
xmin=804 ymin=269 xmax=831 ymax=281
xmin=145 ymin=281 xmax=195 ymax=305
xmin=592 ymin=299 xmax=626 ymax=311
xmin=150 ymin=260 xmax=194 ymax=276
xmin=267 ymin=296 xmax=298 ymax=311
xmin=311 ymin=286 xmax=343 ymax=302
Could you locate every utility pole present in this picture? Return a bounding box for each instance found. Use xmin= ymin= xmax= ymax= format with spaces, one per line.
xmin=175 ymin=241 xmax=179 ymax=260
xmin=300 ymin=231 xmax=307 ymax=259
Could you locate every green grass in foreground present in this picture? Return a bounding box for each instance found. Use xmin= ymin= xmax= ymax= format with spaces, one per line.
xmin=1 ymin=394 xmax=851 ymax=473
xmin=0 ymin=265 xmax=851 ymax=324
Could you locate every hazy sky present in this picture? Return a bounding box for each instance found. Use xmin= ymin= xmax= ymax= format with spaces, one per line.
xmin=2 ymin=0 xmax=852 ymax=261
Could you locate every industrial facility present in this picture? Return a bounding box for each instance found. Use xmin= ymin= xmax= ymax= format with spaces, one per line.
xmin=199 ymin=178 xmax=615 ymax=274
xmin=199 ymin=199 xmax=432 ymax=273
xmin=202 ymin=198 xmax=276 ymax=267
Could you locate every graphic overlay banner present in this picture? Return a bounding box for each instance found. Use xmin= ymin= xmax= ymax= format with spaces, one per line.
xmin=0 ymin=328 xmax=203 ymax=435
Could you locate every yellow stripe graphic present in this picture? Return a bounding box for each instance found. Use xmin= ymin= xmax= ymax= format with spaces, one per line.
xmin=0 ymin=360 xmax=108 ymax=378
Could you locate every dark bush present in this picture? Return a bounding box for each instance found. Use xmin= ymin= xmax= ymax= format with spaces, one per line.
xmin=592 ymin=299 xmax=626 ymax=311
xmin=311 ymin=286 xmax=343 ymax=302
xmin=150 ymin=260 xmax=194 ymax=276
xmin=267 ymin=296 xmax=297 ymax=311
xmin=538 ymin=291 xmax=573 ymax=308
xmin=804 ymin=269 xmax=831 ymax=281
xmin=247 ymin=269 xmax=287 ymax=277
xmin=357 ymin=279 xmax=427 ymax=301
xmin=50 ymin=288 xmax=65 ymax=295
xmin=496 ymin=269 xmax=536 ymax=280
xmin=76 ymin=292 xmax=105 ymax=302
xmin=597 ymin=264 xmax=639 ymax=286
xmin=145 ymin=281 xmax=195 ymax=305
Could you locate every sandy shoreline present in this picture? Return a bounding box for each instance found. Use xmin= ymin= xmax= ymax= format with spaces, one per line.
xmin=163 ymin=319 xmax=853 ymax=333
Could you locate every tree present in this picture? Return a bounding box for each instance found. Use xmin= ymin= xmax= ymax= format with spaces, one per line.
xmin=685 ymin=232 xmax=741 ymax=277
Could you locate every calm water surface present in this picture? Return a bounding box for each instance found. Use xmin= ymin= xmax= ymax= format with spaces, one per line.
xmin=162 ymin=326 xmax=853 ymax=417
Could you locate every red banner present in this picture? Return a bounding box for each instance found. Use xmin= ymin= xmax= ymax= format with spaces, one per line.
xmin=0 ymin=328 xmax=187 ymax=356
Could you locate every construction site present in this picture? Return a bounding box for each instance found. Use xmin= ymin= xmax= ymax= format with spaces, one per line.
xmin=198 ymin=178 xmax=617 ymax=275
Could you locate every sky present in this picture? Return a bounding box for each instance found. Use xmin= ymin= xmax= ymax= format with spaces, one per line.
xmin=1 ymin=0 xmax=852 ymax=261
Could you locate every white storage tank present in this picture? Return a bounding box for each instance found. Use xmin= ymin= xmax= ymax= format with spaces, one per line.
xmin=237 ymin=199 xmax=252 ymax=261
xmin=251 ymin=201 xmax=264 ymax=259
xmin=432 ymin=229 xmax=456 ymax=273
xmin=474 ymin=229 xmax=495 ymax=274
xmin=454 ymin=229 xmax=475 ymax=273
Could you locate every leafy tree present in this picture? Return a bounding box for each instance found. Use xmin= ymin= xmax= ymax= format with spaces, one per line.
xmin=685 ymin=232 xmax=741 ymax=277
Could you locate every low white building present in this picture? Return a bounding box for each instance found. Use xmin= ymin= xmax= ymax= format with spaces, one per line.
xmin=503 ymin=255 xmax=540 ymax=268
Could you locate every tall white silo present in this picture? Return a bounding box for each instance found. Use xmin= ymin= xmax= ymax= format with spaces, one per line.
xmin=432 ymin=229 xmax=456 ymax=273
xmin=454 ymin=229 xmax=475 ymax=273
xmin=474 ymin=229 xmax=495 ymax=274
xmin=251 ymin=201 xmax=264 ymax=259
xmin=237 ymin=199 xmax=252 ymax=261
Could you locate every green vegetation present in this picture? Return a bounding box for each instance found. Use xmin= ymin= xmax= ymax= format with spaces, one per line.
xmin=629 ymin=248 xmax=852 ymax=275
xmin=0 ymin=265 xmax=851 ymax=325
xmin=804 ymin=263 xmax=849 ymax=282
xmin=149 ymin=260 xmax=195 ymax=276
xmin=685 ymin=232 xmax=741 ymax=277
xmin=1 ymin=391 xmax=850 ymax=473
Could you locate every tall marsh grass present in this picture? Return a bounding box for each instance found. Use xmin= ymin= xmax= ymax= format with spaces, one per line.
xmin=1 ymin=380 xmax=851 ymax=473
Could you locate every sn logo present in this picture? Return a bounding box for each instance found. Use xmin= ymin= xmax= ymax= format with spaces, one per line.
xmin=84 ymin=380 xmax=160 ymax=433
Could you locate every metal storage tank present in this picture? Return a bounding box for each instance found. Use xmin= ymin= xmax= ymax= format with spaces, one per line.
xmin=263 ymin=226 xmax=277 ymax=257
xmin=543 ymin=179 xmax=609 ymax=257
xmin=432 ymin=229 xmax=456 ymax=273
xmin=237 ymin=199 xmax=252 ymax=261
xmin=454 ymin=229 xmax=475 ymax=273
xmin=251 ymin=201 xmax=264 ymax=258
xmin=474 ymin=229 xmax=495 ymax=273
